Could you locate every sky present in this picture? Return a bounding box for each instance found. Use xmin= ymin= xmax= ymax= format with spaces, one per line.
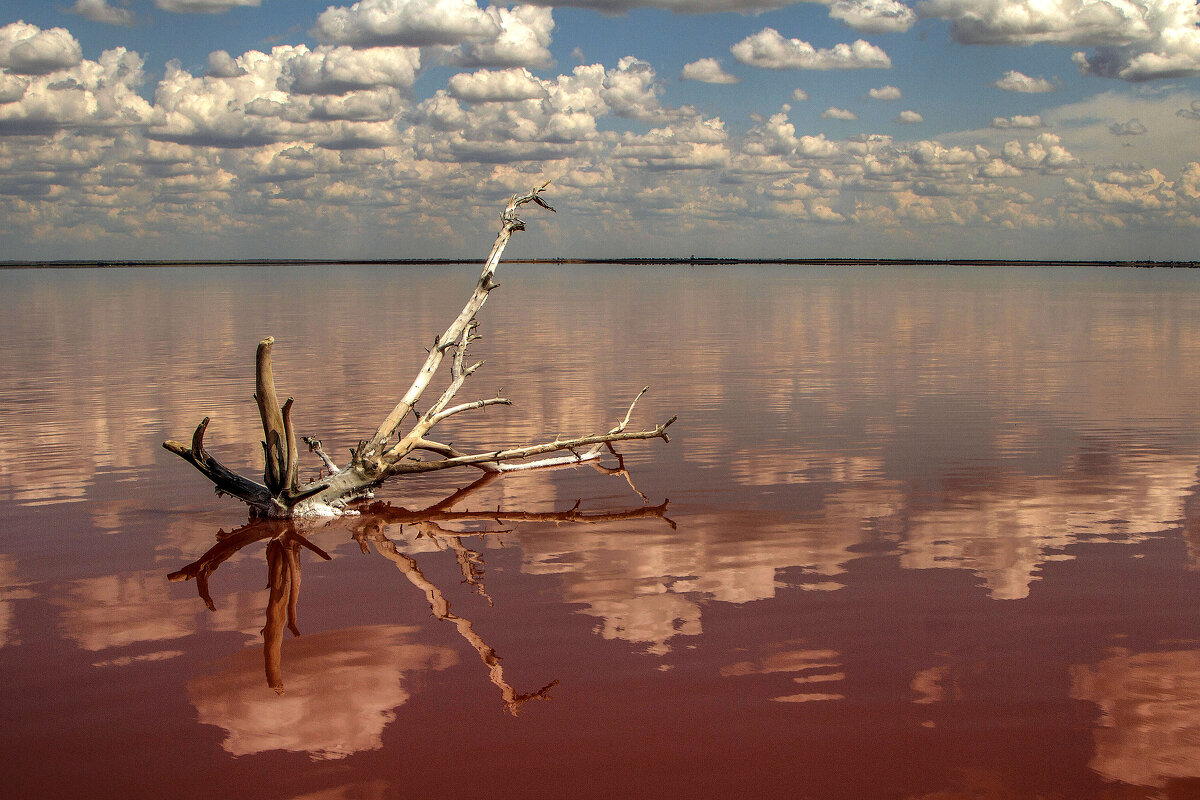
xmin=1 ymin=0 xmax=1199 ymax=261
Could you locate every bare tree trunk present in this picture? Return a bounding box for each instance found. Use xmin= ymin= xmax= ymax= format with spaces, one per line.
xmin=164 ymin=183 xmax=675 ymax=518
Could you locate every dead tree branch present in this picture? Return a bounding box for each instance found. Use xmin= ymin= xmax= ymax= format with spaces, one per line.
xmin=163 ymin=182 xmax=676 ymax=518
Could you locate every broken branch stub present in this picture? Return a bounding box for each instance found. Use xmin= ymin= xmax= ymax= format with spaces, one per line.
xmin=163 ymin=182 xmax=677 ymax=518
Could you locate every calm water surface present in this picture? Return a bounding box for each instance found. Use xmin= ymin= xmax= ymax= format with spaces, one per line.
xmin=3 ymin=264 xmax=1200 ymax=798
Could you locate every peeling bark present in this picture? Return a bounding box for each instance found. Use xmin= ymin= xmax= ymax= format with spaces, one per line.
xmin=163 ymin=183 xmax=676 ymax=518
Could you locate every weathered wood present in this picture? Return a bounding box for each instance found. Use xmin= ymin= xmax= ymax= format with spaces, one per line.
xmin=163 ymin=183 xmax=676 ymax=518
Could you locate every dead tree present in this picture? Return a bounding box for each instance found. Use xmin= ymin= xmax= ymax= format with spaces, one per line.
xmin=164 ymin=182 xmax=676 ymax=518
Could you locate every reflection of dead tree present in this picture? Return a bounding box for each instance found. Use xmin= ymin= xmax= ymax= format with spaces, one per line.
xmin=262 ymin=528 xmax=331 ymax=693
xmin=355 ymin=520 xmax=556 ymax=715
xmin=168 ymin=522 xmax=330 ymax=694
xmin=164 ymin=182 xmax=676 ymax=519
xmin=168 ymin=480 xmax=672 ymax=706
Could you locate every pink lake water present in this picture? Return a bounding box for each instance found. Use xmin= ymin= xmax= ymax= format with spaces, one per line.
xmin=3 ymin=263 xmax=1200 ymax=799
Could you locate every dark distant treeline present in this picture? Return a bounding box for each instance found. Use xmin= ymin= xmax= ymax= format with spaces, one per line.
xmin=2 ymin=257 xmax=1198 ymax=269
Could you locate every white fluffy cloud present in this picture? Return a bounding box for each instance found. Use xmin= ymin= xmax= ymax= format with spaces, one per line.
xmin=447 ymin=67 xmax=547 ymax=101
xmin=514 ymin=0 xmax=912 ymax=21
xmin=600 ymin=56 xmax=677 ymax=121
xmin=0 ymin=25 xmax=150 ymax=134
xmin=613 ymin=118 xmax=732 ymax=170
xmin=312 ymin=0 xmax=498 ymax=47
xmin=0 ymin=21 xmax=84 ymax=76
xmin=205 ymin=50 xmax=244 ymax=78
xmin=150 ymin=49 xmax=305 ymax=147
xmin=415 ymin=57 xmax=698 ymax=166
xmin=732 ymin=105 xmax=1088 ymax=235
xmin=1062 ymin=163 xmax=1198 ymax=219
xmin=6 ymin=10 xmax=1200 ymax=260
xmin=920 ymin=0 xmax=1200 ymax=81
xmin=822 ymin=106 xmax=859 ymax=119
xmin=919 ymin=0 xmax=1157 ymax=45
xmin=991 ymin=114 xmax=1044 ymax=128
xmin=286 ymin=45 xmax=421 ymax=94
xmin=828 ymin=0 xmax=917 ymax=33
xmin=149 ymin=45 xmax=418 ymax=148
xmin=156 ymin=0 xmax=261 ymax=11
xmin=732 ymin=29 xmax=892 ymax=70
xmin=1000 ymin=132 xmax=1077 ymax=169
xmin=0 ymin=73 xmax=27 ymax=103
xmin=993 ymin=70 xmax=1057 ymax=92
xmin=440 ymin=5 xmax=554 ymax=68
xmin=67 ymin=1 xmax=136 ymax=26
xmin=516 ymin=0 xmax=794 ymax=11
xmin=681 ymin=57 xmax=740 ymax=84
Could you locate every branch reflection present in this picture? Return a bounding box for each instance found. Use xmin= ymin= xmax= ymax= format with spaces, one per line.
xmin=170 ymin=472 xmax=673 ymax=714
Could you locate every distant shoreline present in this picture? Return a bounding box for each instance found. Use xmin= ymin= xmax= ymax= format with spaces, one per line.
xmin=2 ymin=257 xmax=1198 ymax=270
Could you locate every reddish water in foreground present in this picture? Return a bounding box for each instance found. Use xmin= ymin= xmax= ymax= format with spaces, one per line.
xmin=4 ymin=264 xmax=1200 ymax=799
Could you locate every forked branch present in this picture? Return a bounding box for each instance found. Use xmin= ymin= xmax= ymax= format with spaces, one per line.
xmin=163 ymin=183 xmax=676 ymax=518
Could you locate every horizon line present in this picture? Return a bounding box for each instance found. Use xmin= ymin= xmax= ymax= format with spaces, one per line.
xmin=2 ymin=257 xmax=1199 ymax=270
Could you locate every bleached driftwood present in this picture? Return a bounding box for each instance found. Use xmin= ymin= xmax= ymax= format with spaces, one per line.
xmin=164 ymin=183 xmax=676 ymax=518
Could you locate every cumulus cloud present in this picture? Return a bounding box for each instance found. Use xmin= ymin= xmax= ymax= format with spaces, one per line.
xmin=0 ymin=74 xmax=28 ymax=104
xmin=613 ymin=119 xmax=732 ymax=171
xmin=148 ymin=45 xmax=416 ymax=148
xmin=920 ymin=0 xmax=1200 ymax=82
xmin=312 ymin=0 xmax=498 ymax=47
xmin=741 ymin=108 xmax=846 ymax=158
xmin=206 ymin=50 xmax=245 ymax=78
xmin=440 ymin=5 xmax=554 ymax=68
xmin=599 ymin=56 xmax=681 ymax=122
xmin=991 ymin=114 xmax=1044 ymax=128
xmin=447 ymin=67 xmax=547 ymax=101
xmin=286 ymin=45 xmax=421 ymax=94
xmin=0 ymin=22 xmax=84 ymax=76
xmin=156 ymin=0 xmax=261 ymax=12
xmin=822 ymin=106 xmax=859 ymax=120
xmin=1108 ymin=118 xmax=1147 ymax=135
xmin=149 ymin=49 xmax=304 ymax=147
xmin=6 ymin=10 xmax=1199 ymax=260
xmin=993 ymin=70 xmax=1057 ymax=93
xmin=514 ymin=0 xmax=794 ymax=12
xmin=828 ymin=0 xmax=917 ymax=33
xmin=731 ymin=28 xmax=891 ymax=70
xmin=0 ymin=28 xmax=151 ymax=134
xmin=67 ymin=1 xmax=136 ymax=26
xmin=521 ymin=0 xmax=909 ymax=25
xmin=1062 ymin=163 xmax=1195 ymax=217
xmin=681 ymin=57 xmax=740 ymax=84
xmin=792 ymin=88 xmax=809 ymax=101
xmin=919 ymin=0 xmax=1156 ymax=46
xmin=1001 ymin=132 xmax=1078 ymax=170
xmin=414 ymin=57 xmax=703 ymax=165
